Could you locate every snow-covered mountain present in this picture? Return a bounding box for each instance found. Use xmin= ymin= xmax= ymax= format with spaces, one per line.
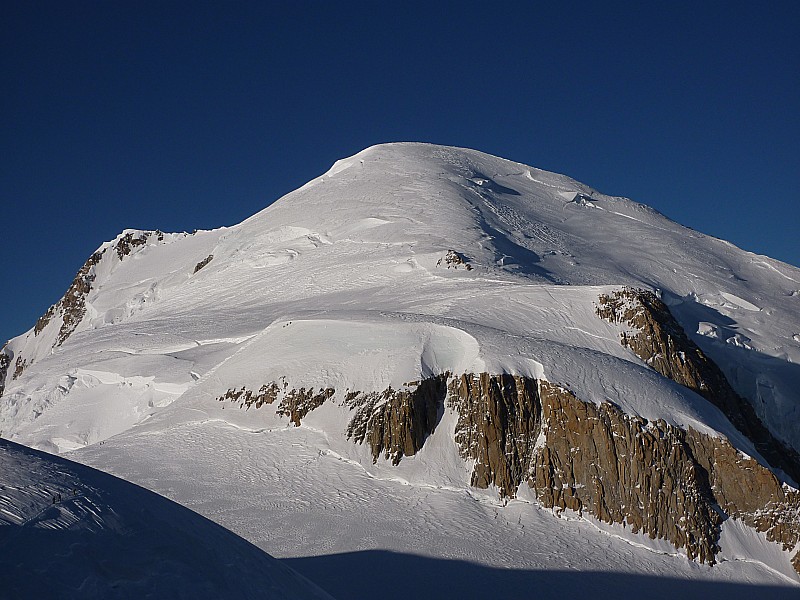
xmin=2 ymin=143 xmax=800 ymax=596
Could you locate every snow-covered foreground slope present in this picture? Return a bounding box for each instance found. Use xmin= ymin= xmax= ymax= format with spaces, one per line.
xmin=76 ymin=416 xmax=800 ymax=598
xmin=0 ymin=438 xmax=334 ymax=599
xmin=2 ymin=142 xmax=800 ymax=593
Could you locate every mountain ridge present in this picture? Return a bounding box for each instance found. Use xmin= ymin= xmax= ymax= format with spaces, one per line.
xmin=2 ymin=143 xmax=799 ymax=591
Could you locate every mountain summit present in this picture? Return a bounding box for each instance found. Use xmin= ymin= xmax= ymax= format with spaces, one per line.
xmin=3 ymin=143 xmax=800 ymax=595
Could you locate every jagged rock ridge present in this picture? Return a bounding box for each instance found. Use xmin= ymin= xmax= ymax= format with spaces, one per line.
xmin=33 ymin=230 xmax=167 ymax=343
xmin=33 ymin=247 xmax=104 ymax=348
xmin=345 ymin=376 xmax=448 ymax=464
xmin=218 ymin=376 xmax=448 ymax=465
xmin=596 ymin=287 xmax=800 ymax=483
xmin=5 ymin=230 xmax=183 ymax=386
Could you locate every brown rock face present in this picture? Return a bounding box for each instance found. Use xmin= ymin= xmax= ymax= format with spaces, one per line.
xmin=595 ymin=287 xmax=800 ymax=483
xmin=531 ymin=382 xmax=721 ymax=564
xmin=445 ymin=374 xmax=800 ymax=569
xmin=217 ymin=376 xmax=448 ymax=465
xmin=12 ymin=357 xmax=27 ymax=380
xmin=345 ymin=376 xmax=448 ymax=465
xmin=30 ymin=230 xmax=167 ymax=353
xmin=33 ymin=249 xmax=105 ymax=347
xmin=115 ymin=230 xmax=161 ymax=260
xmin=217 ymin=384 xmax=281 ymax=409
xmin=217 ymin=370 xmax=800 ymax=571
xmin=445 ymin=375 xmax=722 ymax=563
xmin=686 ymin=433 xmax=800 ymax=554
xmin=446 ymin=373 xmax=539 ymax=495
xmin=277 ymin=387 xmax=335 ymax=426
xmin=33 ymin=305 xmax=56 ymax=336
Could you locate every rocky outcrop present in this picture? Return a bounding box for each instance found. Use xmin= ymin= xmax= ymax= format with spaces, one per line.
xmin=33 ymin=248 xmax=104 ymax=347
xmin=216 ymin=383 xmax=334 ymax=426
xmin=595 ymin=287 xmax=800 ymax=483
xmin=193 ymin=254 xmax=214 ymax=273
xmin=446 ymin=375 xmax=722 ymax=562
xmin=0 ymin=348 xmax=10 ymax=398
xmin=12 ymin=357 xmax=27 ymax=380
xmin=218 ymin=376 xmax=448 ymax=465
xmin=436 ymin=250 xmax=472 ymax=271
xmin=531 ymin=382 xmax=721 ymax=564
xmin=446 ymin=373 xmax=539 ymax=495
xmin=445 ymin=374 xmax=800 ymax=568
xmin=345 ymin=376 xmax=448 ymax=465
xmin=27 ymin=230 xmax=176 ymax=354
xmin=115 ymin=230 xmax=163 ymax=260
xmin=217 ymin=383 xmax=281 ymax=409
xmin=218 ymin=369 xmax=800 ymax=570
xmin=277 ymin=387 xmax=335 ymax=426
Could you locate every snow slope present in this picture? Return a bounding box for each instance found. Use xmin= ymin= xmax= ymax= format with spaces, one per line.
xmin=2 ymin=142 xmax=799 ymax=593
xmin=76 ymin=413 xmax=800 ymax=598
xmin=0 ymin=438 xmax=334 ymax=599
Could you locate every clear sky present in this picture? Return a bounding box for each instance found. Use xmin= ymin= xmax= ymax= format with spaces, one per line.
xmin=2 ymin=1 xmax=798 ymax=343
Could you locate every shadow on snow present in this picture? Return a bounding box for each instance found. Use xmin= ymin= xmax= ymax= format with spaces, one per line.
xmin=284 ymin=550 xmax=798 ymax=600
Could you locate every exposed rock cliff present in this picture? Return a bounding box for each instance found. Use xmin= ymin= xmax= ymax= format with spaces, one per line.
xmin=345 ymin=375 xmax=448 ymax=464
xmin=595 ymin=287 xmax=800 ymax=483
xmin=219 ymin=376 xmax=448 ymax=466
xmin=277 ymin=387 xmax=335 ymax=426
xmin=33 ymin=248 xmax=105 ymax=348
xmin=686 ymin=433 xmax=800 ymax=557
xmin=531 ymin=381 xmax=721 ymax=564
xmin=217 ymin=369 xmax=800 ymax=570
xmin=446 ymin=373 xmax=539 ymax=495
xmin=446 ymin=374 xmax=800 ymax=569
xmin=29 ymin=230 xmax=171 ymax=356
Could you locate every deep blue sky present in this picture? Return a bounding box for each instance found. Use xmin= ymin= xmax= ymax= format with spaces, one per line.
xmin=2 ymin=2 xmax=798 ymax=342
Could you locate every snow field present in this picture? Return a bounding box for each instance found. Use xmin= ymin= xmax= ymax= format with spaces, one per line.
xmin=3 ymin=142 xmax=800 ymax=593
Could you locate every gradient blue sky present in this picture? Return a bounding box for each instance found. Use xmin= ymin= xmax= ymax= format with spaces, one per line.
xmin=2 ymin=1 xmax=798 ymax=342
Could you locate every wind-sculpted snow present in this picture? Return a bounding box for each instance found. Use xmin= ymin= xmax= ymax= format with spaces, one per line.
xmin=0 ymin=439 xmax=334 ymax=599
xmin=2 ymin=142 xmax=800 ymax=591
